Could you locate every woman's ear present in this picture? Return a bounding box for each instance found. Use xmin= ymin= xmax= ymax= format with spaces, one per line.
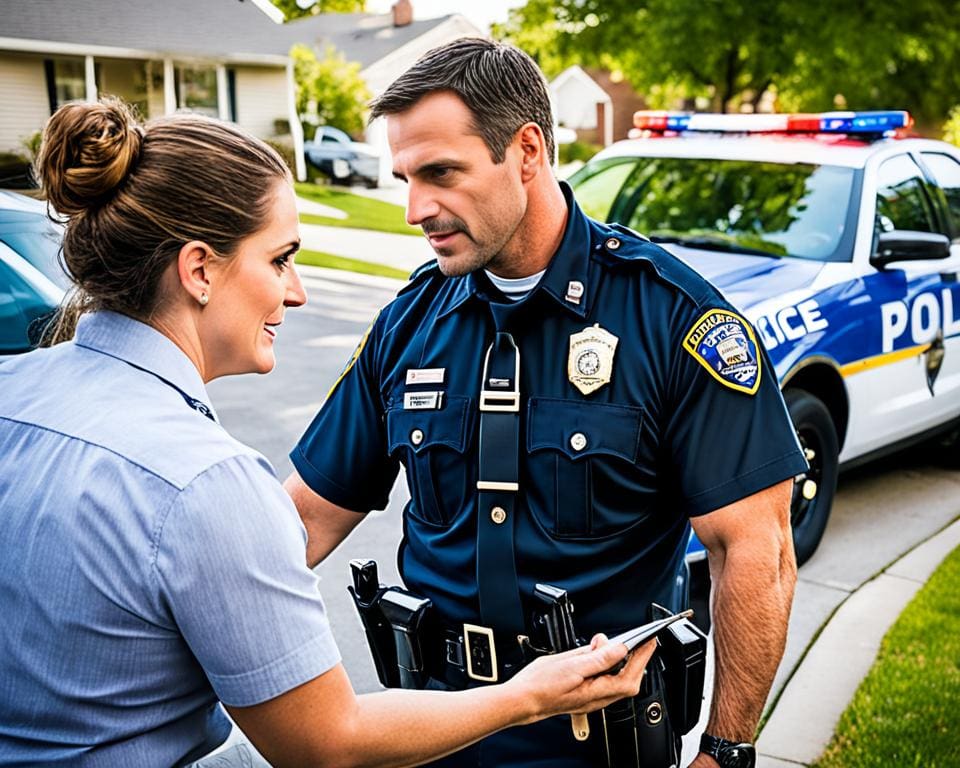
xmin=177 ymin=241 xmax=214 ymax=307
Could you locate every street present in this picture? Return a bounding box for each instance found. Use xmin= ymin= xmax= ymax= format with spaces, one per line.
xmin=208 ymin=264 xmax=960 ymax=701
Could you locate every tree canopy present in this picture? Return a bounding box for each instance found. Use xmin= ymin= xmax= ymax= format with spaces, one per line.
xmin=270 ymin=0 xmax=364 ymax=22
xmin=492 ymin=0 xmax=960 ymax=130
xmin=291 ymin=43 xmax=371 ymax=138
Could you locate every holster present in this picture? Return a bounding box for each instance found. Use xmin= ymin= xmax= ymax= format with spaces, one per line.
xmin=599 ymin=615 xmax=708 ymax=768
xmin=348 ymin=559 xmax=434 ymax=689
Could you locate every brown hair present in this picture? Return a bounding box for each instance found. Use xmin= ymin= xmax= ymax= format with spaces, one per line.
xmin=36 ymin=97 xmax=291 ymax=344
xmin=369 ymin=37 xmax=555 ymax=163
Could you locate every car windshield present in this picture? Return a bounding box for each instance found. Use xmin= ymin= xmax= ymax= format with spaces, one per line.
xmin=570 ymin=156 xmax=859 ymax=262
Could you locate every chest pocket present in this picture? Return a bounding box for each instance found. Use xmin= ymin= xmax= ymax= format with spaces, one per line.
xmin=526 ymin=397 xmax=646 ymax=538
xmin=386 ymin=396 xmax=473 ymax=526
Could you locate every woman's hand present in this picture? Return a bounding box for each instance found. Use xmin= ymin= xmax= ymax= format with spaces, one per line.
xmin=508 ymin=633 xmax=657 ymax=724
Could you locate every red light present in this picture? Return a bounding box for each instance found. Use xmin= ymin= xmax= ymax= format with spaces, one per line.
xmin=786 ymin=114 xmax=823 ymax=132
xmin=633 ymin=111 xmax=669 ymax=131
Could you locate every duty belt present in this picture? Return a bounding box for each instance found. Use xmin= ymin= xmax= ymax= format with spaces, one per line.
xmin=476 ymin=331 xmax=525 ymax=642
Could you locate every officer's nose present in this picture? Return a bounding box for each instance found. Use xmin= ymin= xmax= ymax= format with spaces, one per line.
xmin=285 ymin=264 xmax=307 ymax=308
xmin=405 ymin=182 xmax=441 ymax=227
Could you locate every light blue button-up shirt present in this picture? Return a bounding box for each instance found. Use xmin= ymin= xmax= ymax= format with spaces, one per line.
xmin=0 ymin=311 xmax=340 ymax=766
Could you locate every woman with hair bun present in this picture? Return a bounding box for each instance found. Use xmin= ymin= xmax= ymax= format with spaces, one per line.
xmin=0 ymin=99 xmax=649 ymax=767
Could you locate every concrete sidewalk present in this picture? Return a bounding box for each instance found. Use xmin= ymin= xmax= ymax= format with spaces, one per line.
xmin=298 ymin=220 xmax=433 ymax=275
xmin=757 ymin=516 xmax=960 ymax=766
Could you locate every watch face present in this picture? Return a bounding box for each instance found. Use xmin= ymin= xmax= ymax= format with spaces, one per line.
xmin=718 ymin=744 xmax=757 ymax=768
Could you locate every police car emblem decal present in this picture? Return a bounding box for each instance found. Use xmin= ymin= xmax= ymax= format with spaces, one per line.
xmin=683 ymin=309 xmax=761 ymax=395
xmin=568 ymin=324 xmax=619 ymax=395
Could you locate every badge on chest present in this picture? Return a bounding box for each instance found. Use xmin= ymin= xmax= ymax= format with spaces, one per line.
xmin=568 ymin=324 xmax=619 ymax=395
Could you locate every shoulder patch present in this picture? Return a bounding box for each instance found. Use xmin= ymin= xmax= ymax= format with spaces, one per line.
xmin=683 ymin=308 xmax=761 ymax=395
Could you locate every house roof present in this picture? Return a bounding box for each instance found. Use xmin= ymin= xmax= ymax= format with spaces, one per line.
xmin=0 ymin=0 xmax=460 ymax=68
xmin=281 ymin=12 xmax=452 ymax=69
xmin=550 ymin=65 xmax=612 ymax=103
xmin=0 ymin=0 xmax=290 ymax=60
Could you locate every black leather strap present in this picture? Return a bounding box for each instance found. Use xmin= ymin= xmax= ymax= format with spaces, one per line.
xmin=476 ymin=331 xmax=525 ymax=636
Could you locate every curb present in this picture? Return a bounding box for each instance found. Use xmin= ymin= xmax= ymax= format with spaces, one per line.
xmin=756 ymin=516 xmax=960 ymax=765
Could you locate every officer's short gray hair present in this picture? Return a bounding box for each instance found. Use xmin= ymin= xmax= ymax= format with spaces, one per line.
xmin=370 ymin=37 xmax=555 ymax=164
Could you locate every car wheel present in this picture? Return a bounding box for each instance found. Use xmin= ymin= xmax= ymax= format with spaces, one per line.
xmin=784 ymin=389 xmax=839 ymax=566
xmin=933 ymin=422 xmax=960 ymax=468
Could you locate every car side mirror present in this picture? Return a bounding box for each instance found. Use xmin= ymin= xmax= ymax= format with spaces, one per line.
xmin=871 ymin=230 xmax=951 ymax=269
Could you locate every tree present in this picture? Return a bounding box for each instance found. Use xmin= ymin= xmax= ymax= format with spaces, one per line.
xmin=493 ymin=0 xmax=960 ymax=128
xmin=291 ymin=44 xmax=371 ymax=138
xmin=270 ymin=0 xmax=364 ymax=22
xmin=493 ymin=0 xmax=800 ymax=112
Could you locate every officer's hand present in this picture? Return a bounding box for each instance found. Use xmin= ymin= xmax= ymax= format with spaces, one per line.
xmin=509 ymin=634 xmax=656 ymax=724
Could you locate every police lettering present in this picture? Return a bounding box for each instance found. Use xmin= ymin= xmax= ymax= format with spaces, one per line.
xmin=881 ymin=288 xmax=960 ymax=353
xmin=756 ymin=299 xmax=829 ymax=350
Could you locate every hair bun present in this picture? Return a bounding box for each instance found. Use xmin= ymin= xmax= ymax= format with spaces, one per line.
xmin=37 ymin=97 xmax=143 ymax=217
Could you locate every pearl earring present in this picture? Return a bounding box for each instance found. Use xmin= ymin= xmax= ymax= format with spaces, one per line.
xmin=199 ymin=292 xmax=209 ymax=306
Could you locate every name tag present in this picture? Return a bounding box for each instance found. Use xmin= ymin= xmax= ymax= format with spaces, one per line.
xmin=406 ymin=368 xmax=445 ymax=385
xmin=404 ymin=391 xmax=443 ymax=410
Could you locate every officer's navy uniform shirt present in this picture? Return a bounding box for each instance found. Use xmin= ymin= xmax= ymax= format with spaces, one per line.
xmin=0 ymin=311 xmax=340 ymax=766
xmin=293 ymin=183 xmax=807 ymax=637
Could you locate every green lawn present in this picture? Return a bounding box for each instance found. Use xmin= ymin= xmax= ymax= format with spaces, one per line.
xmin=295 ymin=183 xmax=419 ymax=236
xmin=813 ymin=542 xmax=960 ymax=768
xmin=296 ymin=249 xmax=409 ymax=281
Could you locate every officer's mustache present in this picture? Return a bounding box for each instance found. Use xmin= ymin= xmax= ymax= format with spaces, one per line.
xmin=422 ymin=217 xmax=474 ymax=242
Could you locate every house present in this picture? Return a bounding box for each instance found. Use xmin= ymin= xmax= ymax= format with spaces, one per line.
xmin=0 ymin=0 xmax=308 ymax=178
xmin=287 ymin=0 xmax=483 ymax=180
xmin=550 ymin=65 xmax=648 ymax=147
xmin=0 ymin=0 xmax=483 ymax=187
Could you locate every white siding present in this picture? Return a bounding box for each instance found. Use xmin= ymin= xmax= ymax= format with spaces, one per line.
xmin=233 ymin=65 xmax=288 ymax=138
xmin=0 ymin=52 xmax=50 ymax=154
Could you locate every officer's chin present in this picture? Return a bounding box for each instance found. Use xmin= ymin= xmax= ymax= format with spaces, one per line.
xmin=435 ymin=250 xmax=489 ymax=278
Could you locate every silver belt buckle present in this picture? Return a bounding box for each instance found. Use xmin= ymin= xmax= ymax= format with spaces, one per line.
xmin=463 ymin=623 xmax=499 ymax=682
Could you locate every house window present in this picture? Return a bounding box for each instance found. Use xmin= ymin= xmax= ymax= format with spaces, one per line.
xmin=44 ymin=57 xmax=86 ymax=112
xmin=174 ymin=65 xmax=219 ymax=117
xmin=96 ymin=58 xmax=156 ymax=119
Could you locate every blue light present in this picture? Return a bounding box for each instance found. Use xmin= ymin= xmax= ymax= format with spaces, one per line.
xmin=819 ymin=111 xmax=910 ymax=134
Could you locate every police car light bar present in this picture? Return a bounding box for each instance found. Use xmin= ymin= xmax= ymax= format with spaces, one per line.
xmin=632 ymin=110 xmax=913 ymax=136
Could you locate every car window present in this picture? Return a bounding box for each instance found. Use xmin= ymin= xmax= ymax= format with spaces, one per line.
xmin=568 ymin=159 xmax=637 ymax=221
xmin=0 ymin=218 xmax=70 ymax=290
xmin=920 ymin=152 xmax=960 ymax=239
xmin=0 ymin=250 xmax=47 ymax=354
xmin=875 ymin=154 xmax=937 ymax=234
xmin=572 ymin=156 xmax=857 ymax=261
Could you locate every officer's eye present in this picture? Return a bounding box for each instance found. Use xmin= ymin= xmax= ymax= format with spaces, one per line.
xmin=273 ymin=253 xmax=291 ymax=271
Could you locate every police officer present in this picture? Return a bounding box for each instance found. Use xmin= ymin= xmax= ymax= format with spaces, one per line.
xmin=286 ymin=38 xmax=806 ymax=768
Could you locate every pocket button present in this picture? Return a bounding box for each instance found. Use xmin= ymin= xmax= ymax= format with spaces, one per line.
xmin=411 ymin=428 xmax=424 ymax=446
xmin=570 ymin=432 xmax=588 ymax=452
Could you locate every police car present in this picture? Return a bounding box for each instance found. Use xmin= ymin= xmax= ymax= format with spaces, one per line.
xmin=569 ymin=110 xmax=960 ymax=566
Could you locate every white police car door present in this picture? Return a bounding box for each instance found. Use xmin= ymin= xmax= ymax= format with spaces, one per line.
xmin=858 ymin=153 xmax=960 ymax=450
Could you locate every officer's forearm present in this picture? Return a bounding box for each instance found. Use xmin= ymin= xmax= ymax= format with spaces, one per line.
xmin=705 ymin=520 xmax=797 ymax=741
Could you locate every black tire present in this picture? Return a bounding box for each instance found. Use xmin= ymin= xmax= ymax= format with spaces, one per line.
xmin=784 ymin=389 xmax=839 ymax=566
xmin=934 ymin=422 xmax=960 ymax=468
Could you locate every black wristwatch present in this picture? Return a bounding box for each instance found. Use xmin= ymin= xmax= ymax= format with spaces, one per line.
xmin=699 ymin=733 xmax=757 ymax=768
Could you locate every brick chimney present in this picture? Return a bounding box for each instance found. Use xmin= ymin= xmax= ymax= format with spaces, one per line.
xmin=392 ymin=0 xmax=413 ymax=27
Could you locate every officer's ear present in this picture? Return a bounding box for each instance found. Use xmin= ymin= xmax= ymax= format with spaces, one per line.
xmin=516 ymin=122 xmax=547 ymax=182
xmin=176 ymin=240 xmax=216 ymax=307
